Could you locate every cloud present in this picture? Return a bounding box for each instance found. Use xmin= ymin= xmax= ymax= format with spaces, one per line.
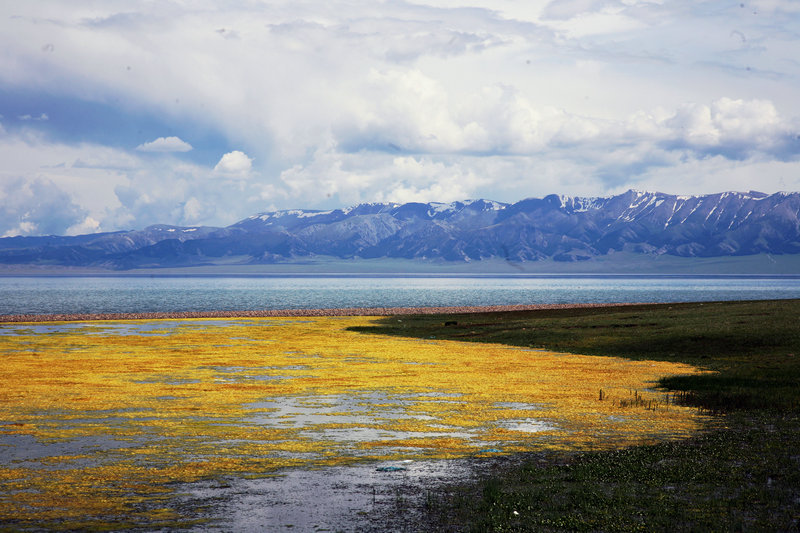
xmin=336 ymin=72 xmax=606 ymax=155
xmin=0 ymin=177 xmax=87 ymax=237
xmin=0 ymin=2 xmax=549 ymax=162
xmin=214 ymin=150 xmax=253 ymax=177
xmin=658 ymin=98 xmax=799 ymax=159
xmin=748 ymin=0 xmax=800 ymax=15
xmin=279 ymin=143 xmax=493 ymax=206
xmin=66 ymin=216 xmax=101 ymax=236
xmin=110 ymin=153 xmax=268 ymax=228
xmin=279 ymin=92 xmax=800 ymax=207
xmin=541 ymin=0 xmax=608 ymax=21
xmin=71 ymin=150 xmax=139 ymax=170
xmin=181 ymin=197 xmax=205 ymax=223
xmin=337 ymin=72 xmax=798 ymax=162
xmin=136 ymin=136 xmax=193 ymax=153
xmin=0 ymin=1 xmax=799 ymax=235
xmin=0 ymin=133 xmax=268 ymax=233
xmin=627 ymin=157 xmax=800 ymax=198
xmin=18 ymin=113 xmax=48 ymax=121
xmin=0 ymin=135 xmax=133 ymax=225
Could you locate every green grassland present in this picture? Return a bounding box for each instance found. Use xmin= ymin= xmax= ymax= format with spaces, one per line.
xmin=350 ymin=299 xmax=800 ymax=531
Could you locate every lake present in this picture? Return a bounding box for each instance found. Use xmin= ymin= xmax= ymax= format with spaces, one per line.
xmin=1 ymin=275 xmax=799 ymax=315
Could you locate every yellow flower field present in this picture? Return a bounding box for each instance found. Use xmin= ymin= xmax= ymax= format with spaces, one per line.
xmin=0 ymin=316 xmax=709 ymax=528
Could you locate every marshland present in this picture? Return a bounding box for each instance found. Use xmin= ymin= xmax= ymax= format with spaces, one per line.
xmin=1 ymin=298 xmax=798 ymax=530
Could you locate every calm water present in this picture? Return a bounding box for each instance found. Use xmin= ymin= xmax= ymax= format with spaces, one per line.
xmin=1 ymin=275 xmax=799 ymax=315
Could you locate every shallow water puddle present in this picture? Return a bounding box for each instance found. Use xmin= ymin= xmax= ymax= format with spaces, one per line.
xmin=0 ymin=316 xmax=708 ymax=529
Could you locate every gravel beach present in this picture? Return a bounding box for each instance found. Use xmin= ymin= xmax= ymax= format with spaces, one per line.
xmin=0 ymin=302 xmax=638 ymax=323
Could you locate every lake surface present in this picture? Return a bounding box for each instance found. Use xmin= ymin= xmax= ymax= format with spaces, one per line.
xmin=1 ymin=275 xmax=799 ymax=315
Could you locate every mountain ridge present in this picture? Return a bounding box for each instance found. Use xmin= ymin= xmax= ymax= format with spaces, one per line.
xmin=2 ymin=190 xmax=799 ymax=270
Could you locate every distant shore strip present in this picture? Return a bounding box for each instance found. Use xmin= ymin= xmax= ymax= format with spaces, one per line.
xmin=0 ymin=303 xmax=641 ymax=323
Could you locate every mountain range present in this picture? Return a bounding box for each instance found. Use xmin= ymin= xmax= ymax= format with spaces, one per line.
xmin=2 ymin=190 xmax=800 ymax=271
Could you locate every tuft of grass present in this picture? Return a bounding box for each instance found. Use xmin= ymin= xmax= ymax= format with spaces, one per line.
xmin=352 ymin=299 xmax=800 ymax=531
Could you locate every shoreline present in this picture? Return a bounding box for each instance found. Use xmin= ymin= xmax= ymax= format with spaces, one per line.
xmin=0 ymin=302 xmax=641 ymax=323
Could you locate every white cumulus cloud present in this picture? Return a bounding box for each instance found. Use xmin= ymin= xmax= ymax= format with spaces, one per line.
xmin=136 ymin=136 xmax=193 ymax=153
xmin=214 ymin=151 xmax=253 ymax=177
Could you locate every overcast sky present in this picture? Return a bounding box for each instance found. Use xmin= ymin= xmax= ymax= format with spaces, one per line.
xmin=1 ymin=1 xmax=799 ymax=236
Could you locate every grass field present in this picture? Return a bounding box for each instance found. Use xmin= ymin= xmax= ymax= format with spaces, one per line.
xmin=350 ymin=299 xmax=800 ymax=531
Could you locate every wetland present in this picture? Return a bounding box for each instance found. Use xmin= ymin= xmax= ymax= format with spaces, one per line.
xmin=1 ymin=313 xmax=707 ymax=530
xmin=1 ymin=299 xmax=799 ymax=530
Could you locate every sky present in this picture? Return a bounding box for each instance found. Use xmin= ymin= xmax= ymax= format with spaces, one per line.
xmin=1 ymin=0 xmax=799 ymax=236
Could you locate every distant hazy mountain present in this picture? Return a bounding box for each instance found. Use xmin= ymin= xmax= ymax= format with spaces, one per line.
xmin=2 ymin=190 xmax=799 ymax=270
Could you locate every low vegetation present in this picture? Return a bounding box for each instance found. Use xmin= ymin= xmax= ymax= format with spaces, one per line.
xmin=0 ymin=316 xmax=701 ymax=530
xmin=3 ymin=300 xmax=797 ymax=530
xmin=350 ymin=299 xmax=800 ymax=531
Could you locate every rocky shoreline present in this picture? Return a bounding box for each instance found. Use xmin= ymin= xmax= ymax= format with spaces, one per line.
xmin=0 ymin=302 xmax=639 ymax=323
